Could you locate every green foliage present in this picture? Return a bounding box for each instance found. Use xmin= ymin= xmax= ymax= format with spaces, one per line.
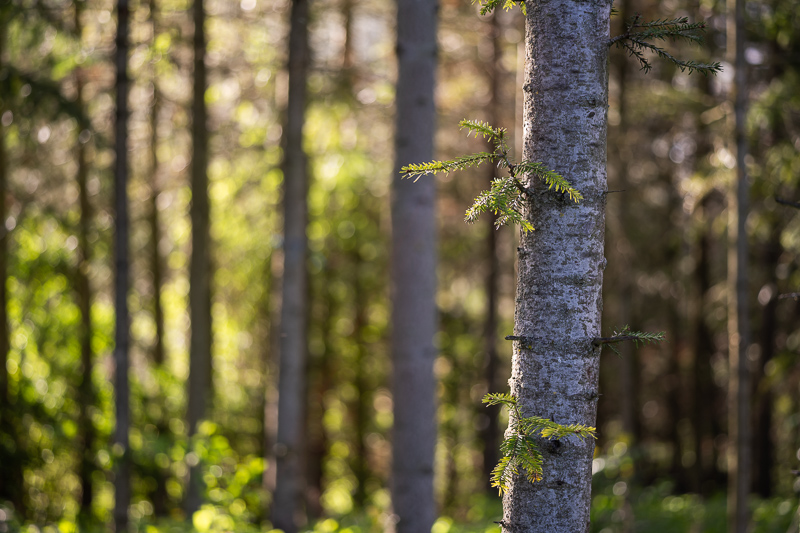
xmin=401 ymin=120 xmax=581 ymax=232
xmin=482 ymin=393 xmax=596 ymax=494
xmin=610 ymin=14 xmax=722 ymax=75
xmin=471 ymin=0 xmax=526 ymax=16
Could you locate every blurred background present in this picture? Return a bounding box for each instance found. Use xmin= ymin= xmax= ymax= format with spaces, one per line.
xmin=0 ymin=0 xmax=798 ymax=531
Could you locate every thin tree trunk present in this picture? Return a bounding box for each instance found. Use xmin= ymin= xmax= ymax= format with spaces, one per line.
xmin=480 ymin=8 xmax=502 ymax=491
xmin=754 ymin=229 xmax=780 ymax=497
xmin=503 ymin=2 xmax=610 ymax=531
xmin=185 ymin=0 xmax=212 ymax=515
xmin=611 ymin=0 xmax=639 ymax=445
xmin=148 ymin=0 xmax=170 ymax=514
xmin=0 ymin=18 xmax=24 ymax=517
xmin=73 ymin=6 xmax=96 ymax=519
xmin=727 ymin=0 xmax=751 ymax=529
xmin=692 ymin=202 xmax=717 ymax=495
xmin=351 ymin=247 xmax=371 ymax=508
xmin=271 ymin=0 xmax=310 ymax=529
xmin=113 ymin=0 xmax=131 ymax=526
xmin=390 ymin=0 xmax=438 ymax=529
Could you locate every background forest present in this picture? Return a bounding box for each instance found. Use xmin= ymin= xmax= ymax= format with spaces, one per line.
xmin=0 ymin=0 xmax=798 ymax=530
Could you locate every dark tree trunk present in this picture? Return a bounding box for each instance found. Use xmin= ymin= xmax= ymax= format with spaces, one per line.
xmin=148 ymin=0 xmax=170 ymax=514
xmin=185 ymin=0 xmax=213 ymax=515
xmin=753 ymin=229 xmax=780 ymax=497
xmin=73 ymin=7 xmax=97 ymax=519
xmin=0 ymin=17 xmax=24 ymax=518
xmin=727 ymin=0 xmax=751 ymax=529
xmin=272 ymin=0 xmax=311 ymax=530
xmin=113 ymin=0 xmax=131 ymax=526
xmin=390 ymin=0 xmax=438 ymax=529
xmin=480 ymin=8 xmax=503 ymax=492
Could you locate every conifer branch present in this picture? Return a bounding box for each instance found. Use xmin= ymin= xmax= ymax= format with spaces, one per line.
xmin=610 ymin=13 xmax=722 ymax=76
xmin=482 ymin=393 xmax=596 ymax=494
xmin=401 ymin=119 xmax=581 ymax=232
xmin=472 ymin=0 xmax=526 ymax=16
xmin=592 ymin=325 xmax=666 ymax=354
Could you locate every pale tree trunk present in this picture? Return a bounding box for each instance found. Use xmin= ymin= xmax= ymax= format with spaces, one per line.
xmin=185 ymin=0 xmax=212 ymax=515
xmin=271 ymin=0 xmax=310 ymax=530
xmin=503 ymin=2 xmax=610 ymax=531
xmin=390 ymin=0 xmax=438 ymax=529
xmin=74 ymin=5 xmax=96 ymax=520
xmin=113 ymin=0 xmax=131 ymax=526
xmin=726 ymin=0 xmax=751 ymax=528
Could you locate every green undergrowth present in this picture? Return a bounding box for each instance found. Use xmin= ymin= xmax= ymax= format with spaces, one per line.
xmin=4 ymin=485 xmax=796 ymax=533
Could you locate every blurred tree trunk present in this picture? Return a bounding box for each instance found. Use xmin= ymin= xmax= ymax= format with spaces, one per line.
xmin=185 ymin=0 xmax=212 ymax=516
xmin=272 ymin=0 xmax=310 ymax=529
xmin=0 ymin=18 xmax=24 ymax=518
xmin=113 ymin=0 xmax=132 ymax=526
xmin=351 ymin=247 xmax=372 ymax=508
xmin=305 ymin=253 xmax=332 ymax=519
xmin=390 ymin=0 xmax=438 ymax=529
xmin=73 ymin=3 xmax=97 ymax=522
xmin=148 ymin=0 xmax=170 ymax=514
xmin=480 ymin=8 xmax=502 ymax=492
xmin=502 ymin=1 xmax=609 ymax=530
xmin=610 ymin=0 xmax=639 ymax=446
xmin=691 ymin=196 xmax=719 ymax=495
xmin=727 ymin=0 xmax=751 ymax=529
xmin=753 ymin=229 xmax=780 ymax=497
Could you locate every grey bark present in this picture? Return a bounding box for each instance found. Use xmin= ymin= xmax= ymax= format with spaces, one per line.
xmin=271 ymin=0 xmax=310 ymax=529
xmin=726 ymin=0 xmax=751 ymax=529
xmin=113 ymin=0 xmax=131 ymax=526
xmin=503 ymin=2 xmax=610 ymax=532
xmin=390 ymin=0 xmax=438 ymax=530
xmin=185 ymin=0 xmax=212 ymax=515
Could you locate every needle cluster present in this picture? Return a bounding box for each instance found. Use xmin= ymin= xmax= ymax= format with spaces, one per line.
xmin=482 ymin=393 xmax=597 ymax=495
xmin=401 ymin=120 xmax=581 ymax=232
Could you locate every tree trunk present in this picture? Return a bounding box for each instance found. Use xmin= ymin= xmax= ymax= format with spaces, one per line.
xmin=753 ymin=230 xmax=780 ymax=498
xmin=503 ymin=2 xmax=610 ymax=531
xmin=148 ymin=0 xmax=170 ymax=514
xmin=73 ymin=6 xmax=97 ymax=520
xmin=726 ymin=0 xmax=751 ymax=529
xmin=0 ymin=17 xmax=24 ymax=518
xmin=113 ymin=0 xmax=131 ymax=526
xmin=390 ymin=0 xmax=438 ymax=529
xmin=185 ymin=0 xmax=212 ymax=515
xmin=480 ymin=8 xmax=503 ymax=492
xmin=271 ymin=0 xmax=310 ymax=529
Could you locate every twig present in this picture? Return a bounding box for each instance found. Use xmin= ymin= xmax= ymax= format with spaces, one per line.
xmin=776 ymin=197 xmax=800 ymax=210
xmin=778 ymin=292 xmax=800 ymax=301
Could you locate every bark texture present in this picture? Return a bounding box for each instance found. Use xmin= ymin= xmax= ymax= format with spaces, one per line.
xmin=503 ymin=2 xmax=610 ymax=531
xmin=113 ymin=0 xmax=131 ymax=526
xmin=186 ymin=0 xmax=212 ymax=515
xmin=271 ymin=0 xmax=310 ymax=529
xmin=726 ymin=0 xmax=751 ymax=528
xmin=390 ymin=0 xmax=438 ymax=529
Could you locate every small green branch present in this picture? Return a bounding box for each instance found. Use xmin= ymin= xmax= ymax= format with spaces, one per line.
xmin=609 ymin=13 xmax=722 ymax=76
xmin=593 ymin=325 xmax=665 ymax=354
xmin=400 ymin=119 xmax=581 ymax=233
xmin=482 ymin=393 xmax=596 ymax=494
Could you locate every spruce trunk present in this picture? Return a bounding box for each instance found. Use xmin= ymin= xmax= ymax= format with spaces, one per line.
xmin=503 ymin=2 xmax=610 ymax=531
